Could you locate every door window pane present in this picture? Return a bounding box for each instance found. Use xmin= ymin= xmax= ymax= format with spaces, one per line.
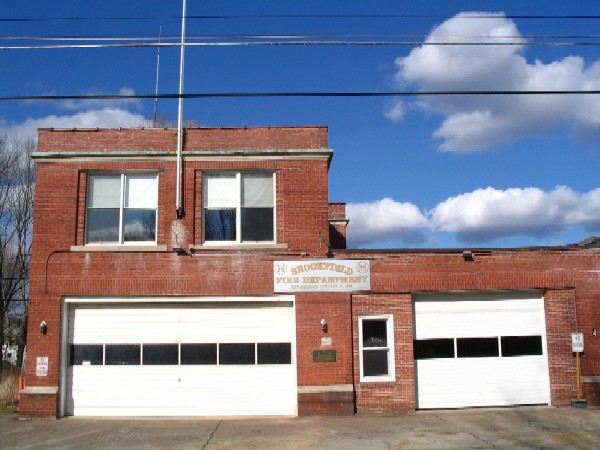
xmin=70 ymin=344 xmax=103 ymax=365
xmin=181 ymin=344 xmax=217 ymax=365
xmin=105 ymin=344 xmax=141 ymax=365
xmin=456 ymin=337 xmax=499 ymax=358
xmin=219 ymin=343 xmax=255 ymax=365
xmin=257 ymin=343 xmax=291 ymax=364
xmin=501 ymin=335 xmax=543 ymax=357
xmin=142 ymin=344 xmax=178 ymax=365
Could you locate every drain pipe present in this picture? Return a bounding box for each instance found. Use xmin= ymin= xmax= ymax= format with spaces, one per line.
xmin=175 ymin=0 xmax=187 ymax=219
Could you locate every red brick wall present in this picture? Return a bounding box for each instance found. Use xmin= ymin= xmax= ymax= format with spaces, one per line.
xmin=328 ymin=202 xmax=346 ymax=219
xmin=297 ymin=391 xmax=354 ymax=415
xmin=544 ymin=290 xmax=578 ymax=406
xmin=19 ymin=393 xmax=58 ymax=419
xmin=352 ymin=294 xmax=415 ymax=413
xmin=295 ymin=293 xmax=353 ymax=385
xmin=295 ymin=293 xmax=354 ymax=415
xmin=583 ymin=382 xmax=600 ymax=405
xmin=328 ymin=202 xmax=347 ymax=249
xmin=573 ymin=278 xmax=600 ymax=377
xmin=37 ymin=126 xmax=328 ymax=153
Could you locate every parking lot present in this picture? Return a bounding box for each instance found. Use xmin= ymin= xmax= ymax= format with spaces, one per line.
xmin=1 ymin=407 xmax=599 ymax=449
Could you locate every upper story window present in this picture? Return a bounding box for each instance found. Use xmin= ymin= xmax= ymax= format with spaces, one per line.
xmin=86 ymin=173 xmax=158 ymax=245
xmin=203 ymin=172 xmax=275 ymax=244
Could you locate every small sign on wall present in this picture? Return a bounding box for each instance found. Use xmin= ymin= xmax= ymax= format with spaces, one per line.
xmin=572 ymin=333 xmax=584 ymax=353
xmin=313 ymin=350 xmax=336 ymax=363
xmin=36 ymin=356 xmax=49 ymax=377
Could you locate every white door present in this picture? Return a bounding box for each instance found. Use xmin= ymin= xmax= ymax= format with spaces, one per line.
xmin=414 ymin=291 xmax=551 ymax=409
xmin=65 ymin=299 xmax=296 ymax=416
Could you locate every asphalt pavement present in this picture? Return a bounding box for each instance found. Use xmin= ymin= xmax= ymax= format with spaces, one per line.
xmin=1 ymin=407 xmax=599 ymax=449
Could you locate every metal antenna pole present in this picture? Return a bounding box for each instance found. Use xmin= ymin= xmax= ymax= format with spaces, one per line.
xmin=176 ymin=0 xmax=186 ymax=218
xmin=152 ymin=26 xmax=162 ymax=128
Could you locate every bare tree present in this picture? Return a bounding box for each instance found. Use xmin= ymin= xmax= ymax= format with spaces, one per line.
xmin=0 ymin=132 xmax=35 ymax=373
xmin=139 ymin=112 xmax=202 ymax=129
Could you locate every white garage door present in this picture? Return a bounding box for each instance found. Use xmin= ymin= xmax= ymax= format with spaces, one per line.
xmin=414 ymin=291 xmax=551 ymax=409
xmin=63 ymin=298 xmax=296 ymax=416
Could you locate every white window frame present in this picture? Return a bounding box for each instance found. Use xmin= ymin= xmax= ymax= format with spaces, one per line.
xmin=202 ymin=172 xmax=276 ymax=245
xmin=85 ymin=173 xmax=158 ymax=246
xmin=358 ymin=314 xmax=395 ymax=382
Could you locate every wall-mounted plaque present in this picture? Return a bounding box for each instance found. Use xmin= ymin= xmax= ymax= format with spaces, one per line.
xmin=313 ymin=349 xmax=336 ymax=363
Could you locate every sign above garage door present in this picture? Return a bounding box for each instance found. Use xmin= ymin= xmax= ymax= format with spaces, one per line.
xmin=273 ymin=259 xmax=370 ymax=293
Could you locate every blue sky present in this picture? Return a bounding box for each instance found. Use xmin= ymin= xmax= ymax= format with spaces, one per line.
xmin=2 ymin=1 xmax=600 ymax=249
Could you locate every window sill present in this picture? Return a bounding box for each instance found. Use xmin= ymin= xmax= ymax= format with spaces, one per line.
xmin=71 ymin=245 xmax=168 ymax=252
xmin=359 ymin=377 xmax=396 ymax=384
xmin=190 ymin=243 xmax=288 ymax=252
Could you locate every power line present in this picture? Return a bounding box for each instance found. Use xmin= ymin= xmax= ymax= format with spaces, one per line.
xmin=3 ymin=33 xmax=600 ymax=41
xmin=1 ymin=90 xmax=599 ymax=102
xmin=3 ymin=40 xmax=600 ymax=51
xmin=2 ymin=14 xmax=600 ymax=23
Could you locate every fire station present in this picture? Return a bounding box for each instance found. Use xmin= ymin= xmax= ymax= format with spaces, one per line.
xmin=20 ymin=126 xmax=599 ymax=418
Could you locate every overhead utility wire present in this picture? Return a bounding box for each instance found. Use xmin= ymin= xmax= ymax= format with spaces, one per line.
xmin=1 ymin=90 xmax=599 ymax=102
xmin=2 ymin=14 xmax=600 ymax=22
xmin=3 ymin=40 xmax=600 ymax=51
xmin=3 ymin=33 xmax=600 ymax=41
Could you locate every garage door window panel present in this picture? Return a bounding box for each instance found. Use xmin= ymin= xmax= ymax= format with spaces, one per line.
xmin=70 ymin=344 xmax=103 ymax=365
xmin=257 ymin=343 xmax=291 ymax=364
xmin=142 ymin=344 xmax=178 ymax=365
xmin=414 ymin=338 xmax=455 ymax=360
xmin=86 ymin=174 xmax=158 ymax=245
xmin=181 ymin=343 xmax=217 ymax=365
xmin=219 ymin=343 xmax=255 ymax=365
xmin=359 ymin=315 xmax=395 ymax=382
xmin=203 ymin=173 xmax=275 ymax=244
xmin=501 ymin=335 xmax=543 ymax=357
xmin=456 ymin=337 xmax=499 ymax=358
xmin=105 ymin=344 xmax=141 ymax=365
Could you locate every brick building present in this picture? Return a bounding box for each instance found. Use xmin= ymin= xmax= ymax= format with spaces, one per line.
xmin=20 ymin=126 xmax=599 ymax=418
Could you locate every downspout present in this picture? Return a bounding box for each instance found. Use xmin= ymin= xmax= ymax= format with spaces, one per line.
xmin=175 ymin=0 xmax=187 ymax=219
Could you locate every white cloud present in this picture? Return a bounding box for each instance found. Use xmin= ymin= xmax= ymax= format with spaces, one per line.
xmin=388 ymin=12 xmax=600 ymax=152
xmin=346 ymin=198 xmax=429 ymax=247
xmin=430 ymin=186 xmax=582 ymax=242
xmin=563 ymin=188 xmax=600 ymax=231
xmin=6 ymin=86 xmax=146 ymax=141
xmin=383 ymin=101 xmax=405 ymax=122
xmin=58 ymin=87 xmax=142 ymax=111
xmin=9 ymin=108 xmax=146 ymax=141
xmin=347 ymin=186 xmax=600 ymax=247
